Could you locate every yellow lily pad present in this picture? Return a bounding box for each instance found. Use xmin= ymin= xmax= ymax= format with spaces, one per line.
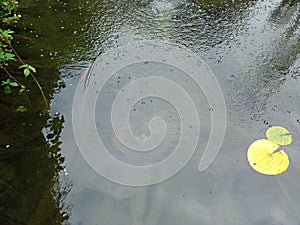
xmin=247 ymin=139 xmax=289 ymax=175
xmin=266 ymin=126 xmax=292 ymax=146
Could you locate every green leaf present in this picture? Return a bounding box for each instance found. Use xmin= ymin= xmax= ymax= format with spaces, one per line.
xmin=16 ymin=105 xmax=27 ymax=112
xmin=4 ymin=85 xmax=11 ymax=94
xmin=5 ymin=29 xmax=14 ymax=35
xmin=9 ymin=81 xmax=18 ymax=87
xmin=19 ymin=64 xmax=28 ymax=69
xmin=4 ymin=52 xmax=15 ymax=60
xmin=0 ymin=29 xmax=14 ymax=42
xmin=0 ymin=52 xmax=5 ymax=60
xmin=19 ymin=64 xmax=35 ymax=76
xmin=28 ymin=65 xmax=36 ymax=73
xmin=24 ymin=68 xmax=30 ymax=77
xmin=19 ymin=64 xmax=36 ymax=72
xmin=1 ymin=79 xmax=10 ymax=86
xmin=18 ymin=85 xmax=26 ymax=95
xmin=266 ymin=126 xmax=293 ymax=146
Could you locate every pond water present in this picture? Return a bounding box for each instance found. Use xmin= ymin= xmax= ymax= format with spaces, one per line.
xmin=1 ymin=0 xmax=300 ymax=224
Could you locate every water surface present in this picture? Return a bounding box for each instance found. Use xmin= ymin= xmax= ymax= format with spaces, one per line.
xmin=1 ymin=0 xmax=300 ymax=224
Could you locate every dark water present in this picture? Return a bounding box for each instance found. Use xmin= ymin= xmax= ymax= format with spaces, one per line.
xmin=0 ymin=0 xmax=300 ymax=224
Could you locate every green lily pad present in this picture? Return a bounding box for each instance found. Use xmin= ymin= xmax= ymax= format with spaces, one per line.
xmin=266 ymin=126 xmax=292 ymax=146
xmin=247 ymin=139 xmax=289 ymax=175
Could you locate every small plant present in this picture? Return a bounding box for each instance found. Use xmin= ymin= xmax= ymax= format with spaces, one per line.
xmin=1 ymin=78 xmax=18 ymax=93
xmin=19 ymin=64 xmax=36 ymax=77
xmin=16 ymin=105 xmax=26 ymax=112
xmin=0 ymin=0 xmax=48 ymax=111
xmin=0 ymin=0 xmax=21 ymax=24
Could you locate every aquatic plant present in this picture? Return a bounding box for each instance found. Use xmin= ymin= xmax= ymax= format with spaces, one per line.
xmin=247 ymin=126 xmax=293 ymax=175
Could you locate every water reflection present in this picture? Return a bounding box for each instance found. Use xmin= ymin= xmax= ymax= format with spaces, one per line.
xmin=58 ymin=1 xmax=300 ymax=225
xmin=173 ymin=0 xmax=258 ymax=50
xmin=0 ymin=112 xmax=71 ymax=224
xmin=0 ymin=1 xmax=73 ymax=223
xmin=60 ymin=0 xmax=300 ymax=224
xmin=1 ymin=0 xmax=300 ymax=224
xmin=79 ymin=0 xmax=261 ymax=54
xmin=226 ymin=0 xmax=300 ymax=123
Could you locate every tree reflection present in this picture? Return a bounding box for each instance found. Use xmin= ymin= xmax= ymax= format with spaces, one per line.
xmin=249 ymin=0 xmax=299 ymax=96
xmin=172 ymin=0 xmax=258 ymax=51
xmin=269 ymin=0 xmax=299 ymax=74
xmin=0 ymin=111 xmax=71 ymax=225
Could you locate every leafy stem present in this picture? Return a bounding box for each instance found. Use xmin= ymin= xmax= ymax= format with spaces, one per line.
xmin=9 ymin=42 xmax=48 ymax=108
xmin=1 ymin=65 xmax=22 ymax=86
xmin=0 ymin=0 xmax=48 ymax=111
